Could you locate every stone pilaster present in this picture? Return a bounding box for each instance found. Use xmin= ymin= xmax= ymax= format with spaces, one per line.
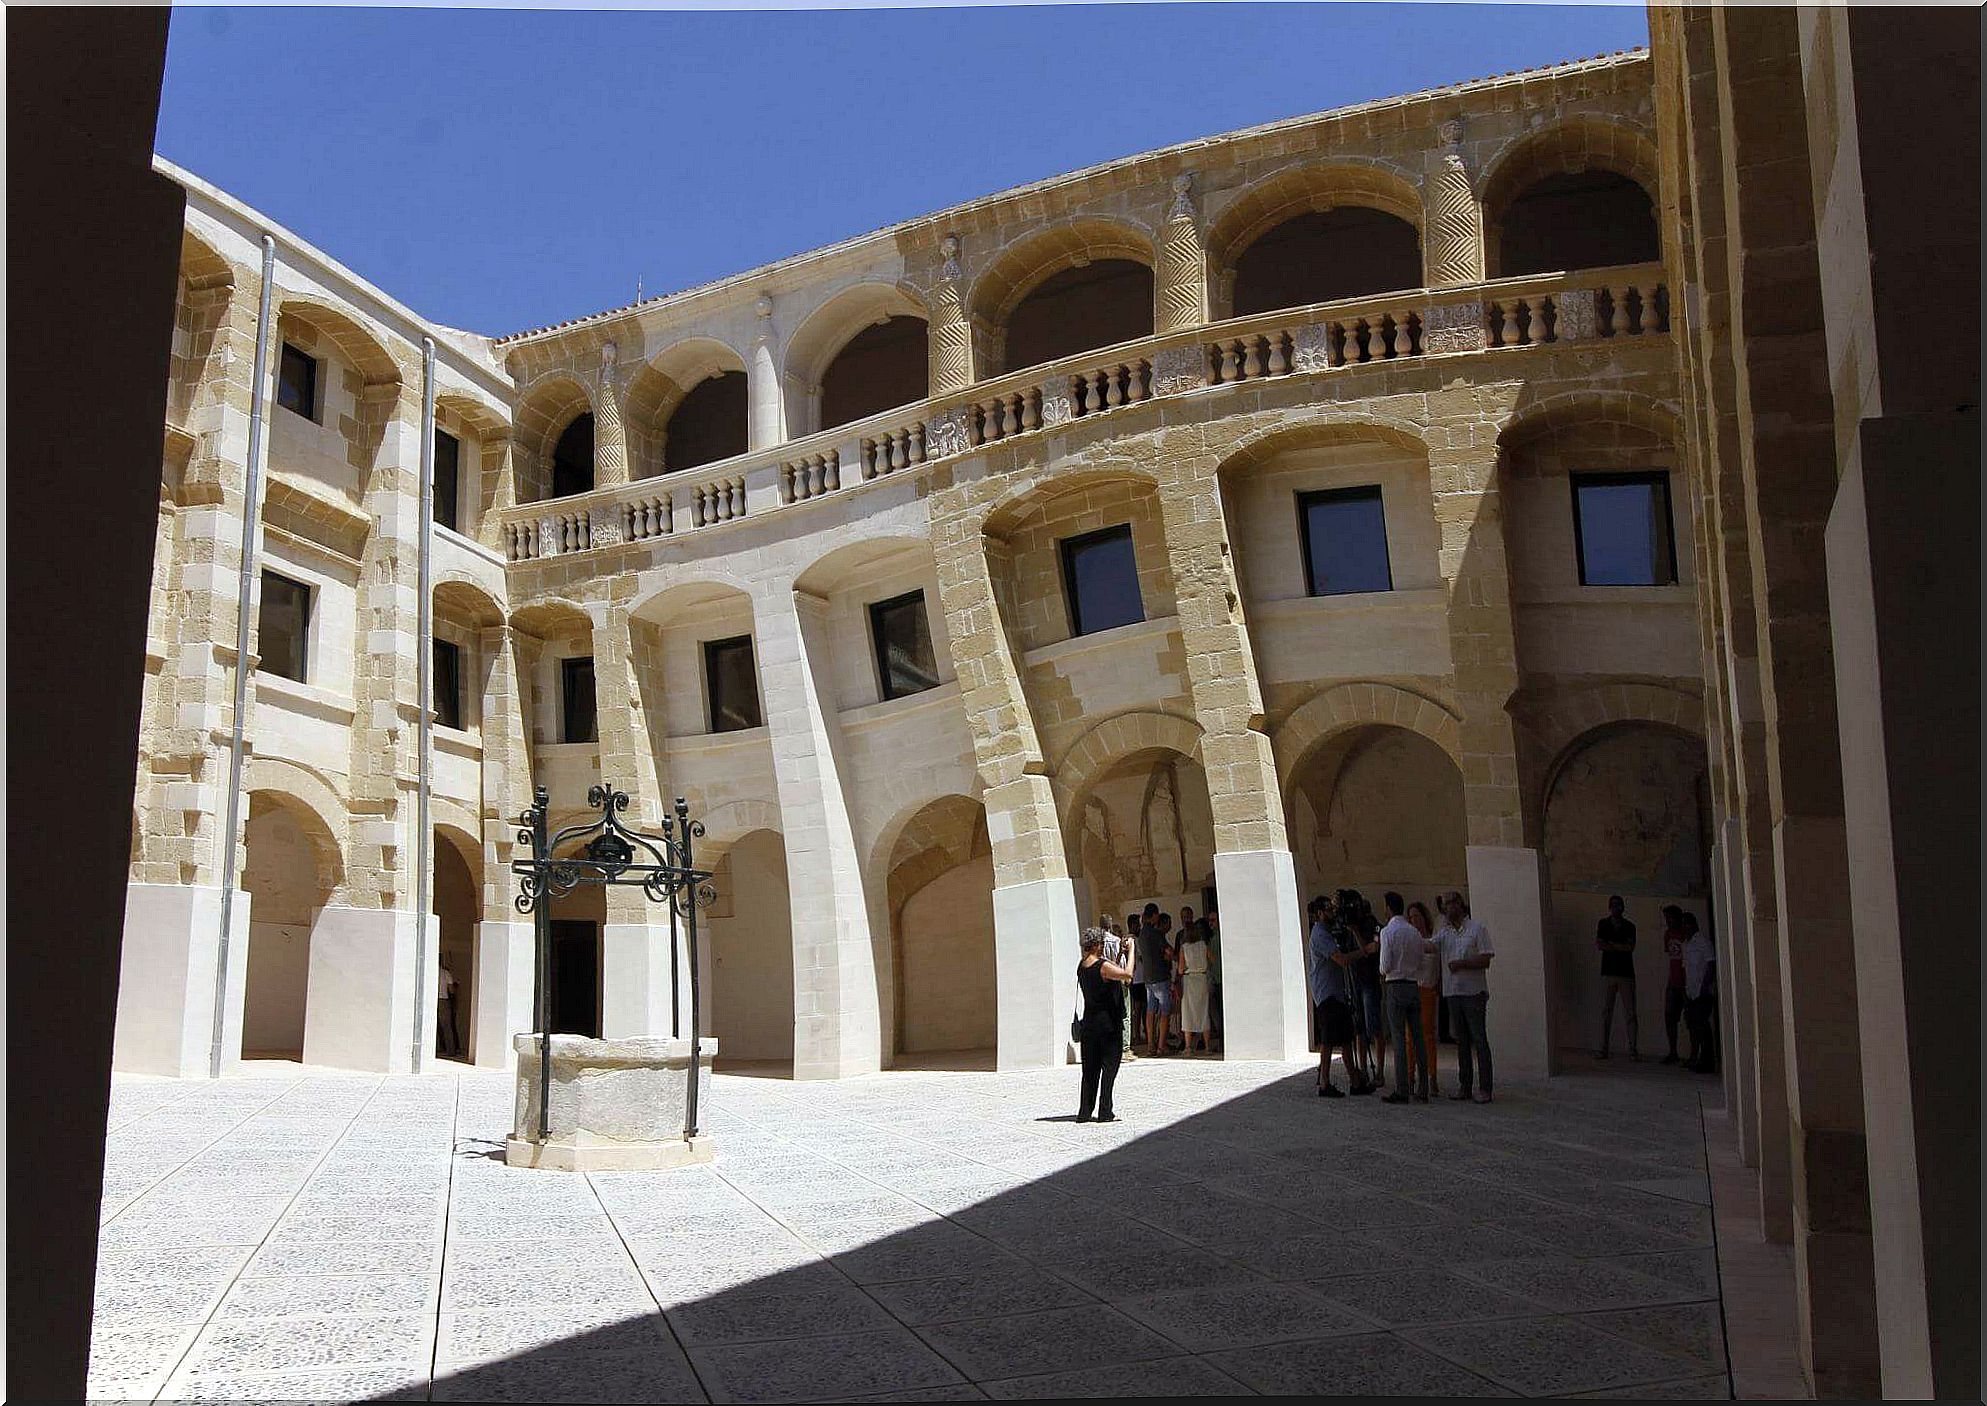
xmin=753 ymin=584 xmax=884 ymax=1078
xmin=930 ymin=518 xmax=1079 ymax=1068
xmin=1154 ymin=173 xmax=1209 ymax=335
xmin=591 ymin=342 xmax=630 ymax=489
xmin=478 ymin=430 xmax=518 ymax=553
xmin=1423 ymin=118 xmax=1485 ymax=287
xmin=927 ymin=236 xmax=976 ymax=396
xmin=1152 ymin=470 xmax=1307 ymax=1061
xmin=590 ymin=602 xmax=673 ymax=1038
xmin=473 ymin=624 xmax=534 ymax=1068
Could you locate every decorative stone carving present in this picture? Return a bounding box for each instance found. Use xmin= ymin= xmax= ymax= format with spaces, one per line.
xmin=1553 ymin=288 xmax=1600 ymax=342
xmin=1156 ymin=172 xmax=1209 ymax=334
xmin=589 ymin=515 xmax=625 ymax=549
xmin=1039 ymin=388 xmax=1075 ymax=427
xmin=1152 ymin=345 xmax=1206 ymax=396
xmin=1421 ymin=299 xmax=1487 ymax=355
xmin=929 ymin=235 xmax=974 ymax=394
xmin=1424 ymin=120 xmax=1484 ymax=288
xmin=926 ymin=406 xmax=972 ymax=459
xmin=536 ymin=515 xmax=561 ymax=556
xmin=1291 ymin=322 xmax=1334 ymax=372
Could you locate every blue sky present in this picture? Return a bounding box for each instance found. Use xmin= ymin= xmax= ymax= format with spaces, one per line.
xmin=158 ymin=3 xmax=1649 ymax=335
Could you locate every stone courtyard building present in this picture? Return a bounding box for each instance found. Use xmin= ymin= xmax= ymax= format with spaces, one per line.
xmin=114 ymin=20 xmax=1976 ymax=1400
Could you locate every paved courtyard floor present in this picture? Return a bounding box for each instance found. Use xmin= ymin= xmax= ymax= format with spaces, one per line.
xmin=91 ymin=1054 xmax=1731 ymax=1401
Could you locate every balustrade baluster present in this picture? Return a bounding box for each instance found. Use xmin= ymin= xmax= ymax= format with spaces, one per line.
xmin=824 ymin=452 xmax=841 ymax=490
xmin=1018 ymin=392 xmax=1038 ymax=432
xmin=1126 ymin=360 xmax=1149 ymax=401
xmin=1266 ymin=333 xmax=1289 ymax=376
xmin=1499 ymin=304 xmax=1519 ymax=347
xmin=908 ymin=425 xmax=926 ymax=463
xmin=1608 ymin=288 xmax=1629 ymax=337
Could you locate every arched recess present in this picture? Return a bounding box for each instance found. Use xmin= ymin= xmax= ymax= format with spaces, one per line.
xmin=433 ymin=391 xmax=509 ymax=538
xmin=1052 ymin=711 xmax=1215 ymax=925
xmin=703 ymin=828 xmax=796 ymax=1069
xmin=509 ymin=597 xmax=595 ymax=752
xmin=1283 ymin=720 xmax=1468 ymax=923
xmin=1480 ymin=117 xmax=1662 ymax=278
xmin=875 ymin=795 xmax=996 ymax=1063
xmin=169 ymin=228 xmax=237 ymax=429
xmin=782 ymin=284 xmax=930 ymax=436
xmin=432 ymin=820 xmax=480 ymax=1061
xmin=971 ymin=218 xmax=1156 ymax=377
xmin=1272 ymin=682 xmax=1463 ymax=805
xmin=273 ymin=298 xmax=405 ymax=496
xmin=1539 ymin=718 xmax=1711 ymax=1052
xmin=239 ymin=782 xmax=347 ymax=1060
xmin=1209 ymin=161 xmax=1425 ymax=317
xmin=625 ymin=338 xmax=749 ymax=479
xmin=513 ymin=373 xmax=596 ymax=505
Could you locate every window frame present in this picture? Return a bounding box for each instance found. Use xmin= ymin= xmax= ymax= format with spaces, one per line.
xmin=703 ymin=634 xmax=763 ymax=734
xmin=432 ymin=637 xmax=464 ymax=731
xmin=560 ymin=655 xmax=597 ymax=744
xmin=1568 ymin=469 xmax=1679 ymax=587
xmin=433 ymin=427 xmax=461 ymax=533
xmin=868 ymin=589 xmax=940 ymax=702
xmin=277 ymin=342 xmax=319 ymax=422
xmin=1295 ymin=484 xmax=1394 ymax=598
xmin=257 ymin=569 xmax=312 ymax=684
xmin=1058 ymin=522 xmax=1145 ymax=639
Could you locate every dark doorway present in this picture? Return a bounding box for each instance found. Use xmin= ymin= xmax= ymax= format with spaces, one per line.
xmin=548 ymin=919 xmax=601 ymax=1037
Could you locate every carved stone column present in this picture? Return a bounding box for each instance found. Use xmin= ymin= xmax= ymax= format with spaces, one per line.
xmin=1423 ymin=118 xmax=1485 ymax=287
xmin=927 ymin=235 xmax=976 ymax=395
xmin=747 ymin=293 xmax=785 ymax=450
xmin=592 ymin=341 xmax=630 ymax=489
xmin=1155 ymin=173 xmax=1210 ymax=334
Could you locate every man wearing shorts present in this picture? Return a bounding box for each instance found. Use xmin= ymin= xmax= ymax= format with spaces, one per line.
xmin=1136 ymin=905 xmax=1175 ymax=1057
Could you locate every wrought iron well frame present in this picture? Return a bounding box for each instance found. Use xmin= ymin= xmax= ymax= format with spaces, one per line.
xmin=512 ymin=782 xmax=715 ymax=1143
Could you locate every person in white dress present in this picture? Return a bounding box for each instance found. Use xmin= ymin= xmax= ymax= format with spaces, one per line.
xmin=1176 ymin=908 xmax=1213 ymax=1053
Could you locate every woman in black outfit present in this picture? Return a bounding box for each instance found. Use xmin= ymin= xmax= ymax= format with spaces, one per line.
xmin=1076 ymin=927 xmax=1132 ymax=1122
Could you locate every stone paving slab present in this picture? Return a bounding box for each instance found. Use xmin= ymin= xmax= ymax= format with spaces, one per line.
xmin=90 ymin=1058 xmax=1730 ymax=1401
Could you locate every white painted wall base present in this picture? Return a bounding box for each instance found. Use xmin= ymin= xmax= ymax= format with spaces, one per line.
xmin=992 ymin=876 xmax=1080 ymax=1069
xmin=302 ymin=907 xmax=435 ymax=1073
xmin=1212 ymin=847 xmax=1309 ymax=1061
xmin=473 ymin=919 xmax=535 ymax=1069
xmin=602 ymin=922 xmax=674 ymax=1038
xmin=114 ymin=883 xmax=250 ymax=1077
xmin=1464 ymin=844 xmax=1554 ymax=1080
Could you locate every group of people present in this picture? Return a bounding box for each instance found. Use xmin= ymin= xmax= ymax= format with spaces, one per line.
xmin=1307 ymin=888 xmax=1495 ymax=1103
xmin=1594 ymin=896 xmax=1720 ymax=1072
xmin=1072 ymin=902 xmax=1222 ymax=1122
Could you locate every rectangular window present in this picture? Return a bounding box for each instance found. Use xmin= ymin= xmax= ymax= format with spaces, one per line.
xmin=704 ymin=635 xmax=762 ymax=733
xmin=561 ymin=656 xmax=597 ymax=744
xmin=433 ymin=428 xmax=461 ymax=533
xmin=1571 ymin=471 xmax=1677 ymax=586
xmin=1059 ymin=524 xmax=1144 ymax=637
xmin=1298 ymin=486 xmax=1393 ymax=596
xmin=433 ymin=638 xmax=463 ymax=730
xmin=258 ymin=571 xmax=311 ymax=683
xmin=277 ymin=343 xmax=318 ymax=421
xmin=870 ymin=590 xmax=940 ymax=701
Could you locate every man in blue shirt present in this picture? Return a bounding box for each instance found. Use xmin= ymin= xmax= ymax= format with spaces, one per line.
xmin=1307 ymin=895 xmax=1365 ymax=1097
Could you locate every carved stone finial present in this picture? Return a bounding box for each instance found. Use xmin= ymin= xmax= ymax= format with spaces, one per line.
xmin=755 ymin=292 xmax=773 ymax=320
xmin=940 ymin=234 xmax=962 ymax=281
xmin=1438 ymin=117 xmax=1465 ymax=147
xmin=1168 ymin=171 xmax=1196 ymax=221
xmin=601 ymin=339 xmax=618 ymax=366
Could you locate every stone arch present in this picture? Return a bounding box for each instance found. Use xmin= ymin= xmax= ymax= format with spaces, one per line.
xmin=513 ymin=371 xmax=596 ymax=506
xmin=509 ymin=596 xmax=594 ymax=639
xmin=1520 ymin=681 xmax=1707 ymax=809
xmin=697 ymin=798 xmax=783 ymax=855
xmin=242 ymin=756 xmax=349 ymax=895
xmin=782 ymin=283 xmax=930 ymax=435
xmin=1272 ymin=682 xmax=1463 ymax=805
xmin=874 ymin=793 xmax=995 ymax=1061
xmin=970 ymin=217 xmax=1157 ymax=377
xmin=626 ymin=337 xmax=749 ymax=479
xmin=1214 ymin=414 xmax=1433 ymax=480
xmin=702 ymin=825 xmax=795 ymax=1067
xmin=978 ymin=463 xmax=1165 ymax=539
xmin=1498 ymin=389 xmax=1682 ymax=454
xmin=1479 ymin=117 xmax=1662 ymax=278
xmin=275 ymin=296 xmax=406 ymax=389
xmin=1053 ymin=710 xmax=1205 ymax=816
xmin=792 ymin=532 xmax=933 ymax=599
xmin=1209 ymin=160 xmax=1424 ymax=316
xmin=1210 ymin=159 xmax=1425 ymax=265
xmin=434 ymin=576 xmax=506 ymax=630
xmin=238 ymin=765 xmax=348 ymax=1061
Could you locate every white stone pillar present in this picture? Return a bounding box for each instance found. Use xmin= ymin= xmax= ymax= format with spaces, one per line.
xmin=113 ymin=883 xmax=251 ymax=1077
xmin=754 ymin=585 xmax=882 ymax=1078
xmin=991 ymin=871 xmax=1082 ymax=1071
xmin=301 ymin=907 xmax=437 ymax=1073
xmin=747 ymin=293 xmax=784 ymax=450
xmin=472 ymin=919 xmax=534 ymax=1069
xmin=1211 ymin=848 xmax=1310 ymax=1061
xmin=1464 ymin=844 xmax=1553 ymax=1081
xmin=601 ymin=925 xmax=675 ymax=1039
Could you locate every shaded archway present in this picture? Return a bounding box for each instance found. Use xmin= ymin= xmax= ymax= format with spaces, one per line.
xmin=1054 ymin=714 xmax=1215 ymax=937
xmin=782 ymin=284 xmax=930 ymax=435
xmin=1481 ymin=119 xmax=1662 ymax=278
xmin=239 ymin=790 xmax=344 ymax=1059
xmin=627 ymin=338 xmax=751 ymax=479
xmin=1230 ymin=207 xmax=1423 ymax=316
xmin=1541 ymin=721 xmax=1711 ymax=1056
xmin=513 ymin=373 xmax=595 ymax=505
xmin=971 ymin=219 xmax=1155 ymax=377
xmin=432 ymin=824 xmax=479 ymax=1062
xmin=704 ymin=828 xmax=795 ymax=1071
xmin=879 ymin=795 xmax=996 ymax=1065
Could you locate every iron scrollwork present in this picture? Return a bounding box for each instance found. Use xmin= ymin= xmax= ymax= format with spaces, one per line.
xmin=511 ymin=781 xmax=716 ymax=1144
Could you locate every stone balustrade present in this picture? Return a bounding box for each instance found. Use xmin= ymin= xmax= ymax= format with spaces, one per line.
xmin=497 ymin=262 xmax=1667 ymax=565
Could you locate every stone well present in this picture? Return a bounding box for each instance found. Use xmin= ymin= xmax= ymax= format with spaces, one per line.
xmin=505 ymin=1033 xmax=716 ymax=1171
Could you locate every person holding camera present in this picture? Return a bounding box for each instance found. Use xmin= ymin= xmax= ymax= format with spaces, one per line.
xmin=1075 ymin=927 xmax=1133 ymax=1122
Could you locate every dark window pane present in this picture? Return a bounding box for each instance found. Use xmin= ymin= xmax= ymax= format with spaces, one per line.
xmin=277 ymin=343 xmax=317 ymax=420
xmin=561 ymin=656 xmax=597 ymax=744
xmin=1299 ymin=487 xmax=1393 ymax=596
xmin=258 ymin=571 xmax=310 ymax=682
xmin=433 ymin=429 xmax=461 ymax=532
xmin=705 ymin=636 xmax=762 ymax=732
xmin=552 ymin=413 xmax=594 ymax=499
xmin=871 ymin=591 xmax=939 ymax=700
xmin=1061 ymin=525 xmax=1144 ymax=637
xmin=433 ymin=639 xmax=463 ymax=730
xmin=1573 ymin=472 xmax=1676 ymax=586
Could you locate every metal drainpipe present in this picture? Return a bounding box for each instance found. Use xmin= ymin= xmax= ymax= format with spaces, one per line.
xmin=210 ymin=233 xmax=277 ymax=1080
xmin=411 ymin=336 xmax=436 ymax=1072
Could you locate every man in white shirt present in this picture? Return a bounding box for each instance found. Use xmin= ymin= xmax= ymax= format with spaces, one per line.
xmin=1376 ymin=891 xmax=1433 ymax=1103
xmin=1437 ymin=892 xmax=1496 ymax=1103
